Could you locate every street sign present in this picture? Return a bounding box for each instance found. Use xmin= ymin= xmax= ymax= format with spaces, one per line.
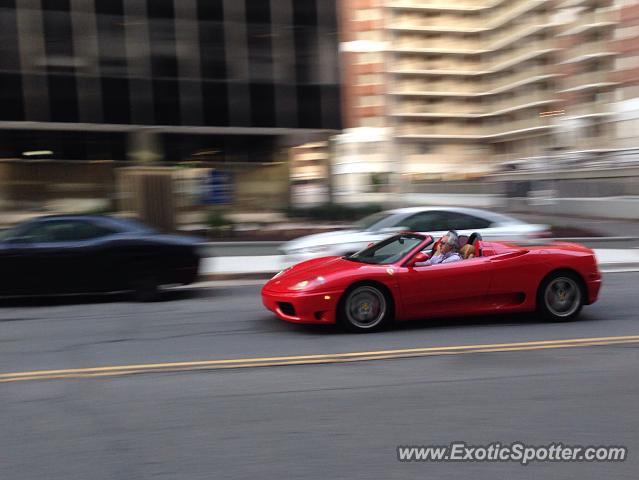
xmin=203 ymin=170 xmax=233 ymax=205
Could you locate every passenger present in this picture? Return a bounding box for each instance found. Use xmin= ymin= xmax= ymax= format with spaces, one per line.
xmin=416 ymin=230 xmax=462 ymax=266
xmin=459 ymin=243 xmax=475 ymax=259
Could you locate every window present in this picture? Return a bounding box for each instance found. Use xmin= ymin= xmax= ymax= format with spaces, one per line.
xmin=42 ymin=0 xmax=70 ymax=11
xmin=153 ymin=79 xmax=181 ymax=125
xmin=199 ymin=21 xmax=227 ymax=79
xmin=443 ymin=212 xmax=492 ymax=230
xmin=0 ymin=2 xmax=20 ymax=72
xmin=297 ymin=85 xmax=321 ymax=127
xmin=148 ymin=17 xmax=179 ymax=78
xmin=42 ymin=2 xmax=75 ymax=73
xmin=0 ymin=73 xmax=24 ymax=121
xmin=293 ymin=0 xmax=317 ymax=26
xmin=13 ymin=220 xmax=115 ymax=243
xmin=355 ymin=212 xmax=394 ymax=231
xmin=250 ymin=83 xmax=275 ymax=127
xmin=101 ymin=77 xmax=131 ymax=124
xmin=48 ymin=74 xmax=79 ymax=122
xmin=147 ymin=0 xmax=174 ymax=18
xmin=95 ymin=0 xmax=124 ymax=16
xmin=400 ymin=211 xmax=449 ymax=232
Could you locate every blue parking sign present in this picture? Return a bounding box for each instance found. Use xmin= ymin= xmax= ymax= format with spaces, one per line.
xmin=204 ymin=170 xmax=233 ymax=205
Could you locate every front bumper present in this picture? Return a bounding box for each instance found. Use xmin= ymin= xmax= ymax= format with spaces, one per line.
xmin=586 ymin=277 xmax=602 ymax=305
xmin=261 ymin=287 xmax=342 ymax=324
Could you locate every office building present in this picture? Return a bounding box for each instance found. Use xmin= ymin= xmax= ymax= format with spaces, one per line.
xmin=0 ymin=0 xmax=341 ymax=162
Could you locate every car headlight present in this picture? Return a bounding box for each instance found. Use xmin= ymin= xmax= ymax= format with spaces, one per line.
xmin=271 ymin=267 xmax=290 ymax=280
xmin=289 ymin=276 xmax=326 ymax=291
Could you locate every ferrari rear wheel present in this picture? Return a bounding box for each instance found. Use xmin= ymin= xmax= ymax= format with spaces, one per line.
xmin=537 ymin=272 xmax=584 ymax=321
xmin=340 ymin=284 xmax=391 ymax=332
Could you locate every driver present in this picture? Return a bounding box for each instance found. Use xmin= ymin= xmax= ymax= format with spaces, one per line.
xmin=416 ymin=230 xmax=462 ymax=266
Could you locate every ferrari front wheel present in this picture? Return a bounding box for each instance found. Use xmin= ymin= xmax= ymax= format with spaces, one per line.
xmin=537 ymin=272 xmax=584 ymax=321
xmin=339 ymin=284 xmax=392 ymax=332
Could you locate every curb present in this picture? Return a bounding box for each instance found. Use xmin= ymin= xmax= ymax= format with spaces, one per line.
xmin=198 ymin=272 xmax=275 ymax=281
xmin=197 ymin=263 xmax=639 ymax=282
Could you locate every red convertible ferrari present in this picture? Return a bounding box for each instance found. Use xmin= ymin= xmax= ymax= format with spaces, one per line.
xmin=262 ymin=233 xmax=602 ymax=332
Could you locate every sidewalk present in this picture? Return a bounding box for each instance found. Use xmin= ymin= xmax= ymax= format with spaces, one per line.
xmin=200 ymin=248 xmax=639 ymax=279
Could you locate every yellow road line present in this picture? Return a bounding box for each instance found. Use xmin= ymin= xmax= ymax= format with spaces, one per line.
xmin=2 ymin=335 xmax=639 ymax=383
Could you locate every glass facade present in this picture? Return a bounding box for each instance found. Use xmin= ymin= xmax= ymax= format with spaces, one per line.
xmin=0 ymin=0 xmax=341 ymax=160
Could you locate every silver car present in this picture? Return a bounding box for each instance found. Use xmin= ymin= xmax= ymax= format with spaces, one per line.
xmin=281 ymin=206 xmax=550 ymax=264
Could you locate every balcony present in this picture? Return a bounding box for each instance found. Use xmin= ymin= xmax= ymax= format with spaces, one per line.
xmin=489 ymin=115 xmax=555 ymax=137
xmin=294 ymin=152 xmax=329 ymax=162
xmin=397 ymin=122 xmax=483 ymax=137
xmin=576 ymin=135 xmax=614 ymax=151
xmin=564 ymin=100 xmax=614 ymax=118
xmin=389 ymin=13 xmax=483 ymax=31
xmin=393 ymin=35 xmax=483 ymax=52
xmin=486 ymin=39 xmax=559 ymax=70
xmin=385 ymin=0 xmax=505 ymax=12
xmin=389 ymin=57 xmax=484 ymax=73
xmin=392 ymin=79 xmax=483 ymax=95
xmin=390 ymin=74 xmax=557 ymax=100
xmin=396 ymin=115 xmax=554 ymax=138
xmin=559 ymin=69 xmax=617 ymax=92
xmin=487 ymin=20 xmax=554 ymax=51
xmin=487 ymin=0 xmax=552 ymax=31
xmin=393 ymin=91 xmax=556 ymax=117
xmin=562 ymin=39 xmax=617 ymax=63
xmin=561 ymin=8 xmax=618 ymax=36
xmin=488 ymin=65 xmax=557 ymax=93
xmin=394 ymin=100 xmax=484 ymax=116
xmin=490 ymin=91 xmax=556 ymax=113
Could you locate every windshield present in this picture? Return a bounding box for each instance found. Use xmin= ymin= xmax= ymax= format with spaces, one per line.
xmin=345 ymin=234 xmax=431 ymax=265
xmin=354 ymin=212 xmax=395 ymax=231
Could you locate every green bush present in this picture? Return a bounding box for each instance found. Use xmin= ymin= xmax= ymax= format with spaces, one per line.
xmin=284 ymin=203 xmax=383 ymax=222
xmin=206 ymin=210 xmax=233 ymax=229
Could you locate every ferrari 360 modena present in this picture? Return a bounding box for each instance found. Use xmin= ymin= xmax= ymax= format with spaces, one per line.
xmin=261 ymin=232 xmax=601 ymax=332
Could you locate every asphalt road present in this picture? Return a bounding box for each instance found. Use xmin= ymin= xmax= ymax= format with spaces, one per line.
xmin=2 ymin=272 xmax=639 ymax=479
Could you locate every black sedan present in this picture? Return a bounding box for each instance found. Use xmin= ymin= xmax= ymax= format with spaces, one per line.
xmin=0 ymin=215 xmax=201 ymax=300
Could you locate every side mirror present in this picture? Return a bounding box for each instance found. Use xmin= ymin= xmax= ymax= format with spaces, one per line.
xmin=408 ymin=251 xmax=429 ymax=267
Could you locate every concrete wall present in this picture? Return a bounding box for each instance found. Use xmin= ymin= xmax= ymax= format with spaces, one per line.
xmin=0 ymin=160 xmax=291 ymax=213
xmin=0 ymin=159 xmax=116 ymax=210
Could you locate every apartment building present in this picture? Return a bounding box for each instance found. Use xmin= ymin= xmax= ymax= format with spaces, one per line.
xmin=612 ymin=0 xmax=639 ymax=150
xmin=289 ymin=141 xmax=330 ymax=206
xmin=556 ymin=0 xmax=620 ymax=153
xmin=340 ymin=0 xmax=561 ymax=180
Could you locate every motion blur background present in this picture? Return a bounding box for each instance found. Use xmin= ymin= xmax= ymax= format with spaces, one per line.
xmin=0 ymin=0 xmax=637 ymax=230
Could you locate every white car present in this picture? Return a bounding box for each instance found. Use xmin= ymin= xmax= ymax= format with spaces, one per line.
xmin=281 ymin=206 xmax=550 ymax=264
